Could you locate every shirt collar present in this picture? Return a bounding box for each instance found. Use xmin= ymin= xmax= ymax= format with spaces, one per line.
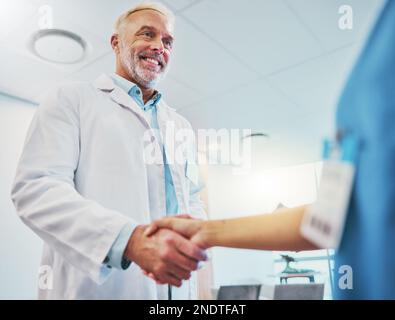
xmin=111 ymin=73 xmax=162 ymax=111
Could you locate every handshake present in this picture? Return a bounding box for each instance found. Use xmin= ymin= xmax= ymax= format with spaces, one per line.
xmin=123 ymin=215 xmax=208 ymax=287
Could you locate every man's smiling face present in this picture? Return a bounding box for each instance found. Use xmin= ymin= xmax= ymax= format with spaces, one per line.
xmin=115 ymin=9 xmax=174 ymax=89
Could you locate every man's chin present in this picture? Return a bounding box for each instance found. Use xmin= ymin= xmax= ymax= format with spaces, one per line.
xmin=138 ymin=71 xmax=164 ymax=86
xmin=135 ymin=76 xmax=158 ymax=89
xmin=143 ymin=69 xmax=162 ymax=79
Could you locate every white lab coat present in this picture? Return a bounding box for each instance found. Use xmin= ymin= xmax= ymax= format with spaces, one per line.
xmin=11 ymin=74 xmax=206 ymax=300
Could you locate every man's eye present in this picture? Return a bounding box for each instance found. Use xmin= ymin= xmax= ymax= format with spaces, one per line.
xmin=143 ymin=32 xmax=153 ymax=37
xmin=164 ymin=40 xmax=173 ymax=48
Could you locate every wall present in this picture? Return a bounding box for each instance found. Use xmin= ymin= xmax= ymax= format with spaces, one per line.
xmin=205 ymin=162 xmax=321 ymax=290
xmin=0 ymin=94 xmax=40 ymax=299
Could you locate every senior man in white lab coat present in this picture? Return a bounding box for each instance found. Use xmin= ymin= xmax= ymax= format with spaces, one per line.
xmin=11 ymin=2 xmax=207 ymax=300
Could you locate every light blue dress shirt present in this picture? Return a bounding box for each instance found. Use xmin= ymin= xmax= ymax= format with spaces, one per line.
xmin=104 ymin=74 xmax=178 ymax=270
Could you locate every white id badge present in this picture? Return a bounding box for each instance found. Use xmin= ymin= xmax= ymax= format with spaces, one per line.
xmin=301 ymin=135 xmax=359 ymax=249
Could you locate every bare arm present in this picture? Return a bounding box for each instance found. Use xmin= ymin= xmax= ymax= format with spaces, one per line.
xmin=201 ymin=206 xmax=318 ymax=251
xmin=147 ymin=206 xmax=319 ymax=252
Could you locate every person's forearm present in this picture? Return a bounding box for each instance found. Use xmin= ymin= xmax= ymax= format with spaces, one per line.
xmin=202 ymin=206 xmax=318 ymax=251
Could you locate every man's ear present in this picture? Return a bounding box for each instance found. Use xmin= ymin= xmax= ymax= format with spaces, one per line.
xmin=111 ymin=34 xmax=120 ymax=53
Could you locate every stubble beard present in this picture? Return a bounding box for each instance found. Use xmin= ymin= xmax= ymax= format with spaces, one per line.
xmin=120 ymin=44 xmax=168 ymax=89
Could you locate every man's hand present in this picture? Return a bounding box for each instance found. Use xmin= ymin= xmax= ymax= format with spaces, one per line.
xmin=141 ymin=216 xmax=209 ymax=285
xmin=124 ymin=224 xmax=207 ymax=287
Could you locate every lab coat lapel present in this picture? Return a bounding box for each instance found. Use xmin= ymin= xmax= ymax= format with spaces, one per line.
xmin=156 ymin=102 xmax=188 ymax=213
xmin=93 ymin=74 xmax=150 ymax=129
xmin=156 ymin=105 xmax=171 ymax=160
xmin=156 ymin=102 xmax=175 ymax=169
xmin=109 ymin=88 xmax=151 ymax=127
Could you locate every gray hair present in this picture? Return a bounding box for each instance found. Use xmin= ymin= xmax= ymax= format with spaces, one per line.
xmin=114 ymin=1 xmax=175 ymax=33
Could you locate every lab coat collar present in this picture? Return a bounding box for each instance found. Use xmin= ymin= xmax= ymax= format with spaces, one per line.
xmin=93 ymin=73 xmax=115 ymax=91
xmin=93 ymin=74 xmax=175 ymax=115
xmin=93 ymin=74 xmax=150 ymax=127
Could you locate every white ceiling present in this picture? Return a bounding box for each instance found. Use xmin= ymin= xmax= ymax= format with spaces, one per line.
xmin=0 ymin=0 xmax=385 ymax=167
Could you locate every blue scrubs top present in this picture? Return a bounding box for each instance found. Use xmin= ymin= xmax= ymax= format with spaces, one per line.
xmin=334 ymin=0 xmax=395 ymax=299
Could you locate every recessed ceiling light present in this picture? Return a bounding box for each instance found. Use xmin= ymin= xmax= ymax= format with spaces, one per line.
xmin=29 ymin=29 xmax=87 ymax=64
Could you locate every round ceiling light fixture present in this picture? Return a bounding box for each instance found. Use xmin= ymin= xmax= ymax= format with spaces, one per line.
xmin=29 ymin=29 xmax=87 ymax=64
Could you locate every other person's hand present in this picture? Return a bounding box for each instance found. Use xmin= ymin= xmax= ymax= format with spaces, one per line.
xmin=142 ymin=215 xmax=209 ymax=285
xmin=144 ymin=215 xmax=208 ymax=249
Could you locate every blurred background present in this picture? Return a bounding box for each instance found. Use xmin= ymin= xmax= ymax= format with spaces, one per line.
xmin=0 ymin=0 xmax=385 ymax=299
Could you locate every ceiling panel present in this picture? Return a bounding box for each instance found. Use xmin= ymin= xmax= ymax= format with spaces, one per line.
xmin=0 ymin=0 xmax=378 ymax=127
xmin=168 ymin=16 xmax=259 ymax=97
xmin=267 ymin=43 xmax=361 ymax=119
xmin=0 ymin=0 xmax=37 ymax=41
xmin=0 ymin=44 xmax=68 ymax=103
xmin=233 ymin=109 xmax=334 ymax=170
xmin=268 ymin=108 xmax=335 ymax=149
xmin=284 ymin=0 xmax=385 ymax=52
xmin=31 ymin=0 xmax=140 ymax=42
xmin=162 ymin=0 xmax=201 ymax=12
xmin=178 ymin=77 xmax=300 ymax=132
xmin=267 ymin=109 xmax=335 ymax=165
xmin=157 ymin=75 xmax=204 ymax=109
xmin=182 ymin=0 xmax=323 ymax=76
xmin=66 ymin=52 xmax=114 ymax=82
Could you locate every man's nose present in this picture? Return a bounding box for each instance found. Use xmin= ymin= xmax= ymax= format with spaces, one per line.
xmin=150 ymin=37 xmax=165 ymax=55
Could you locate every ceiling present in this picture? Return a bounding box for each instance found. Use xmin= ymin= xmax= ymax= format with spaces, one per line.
xmin=0 ymin=0 xmax=385 ymax=167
